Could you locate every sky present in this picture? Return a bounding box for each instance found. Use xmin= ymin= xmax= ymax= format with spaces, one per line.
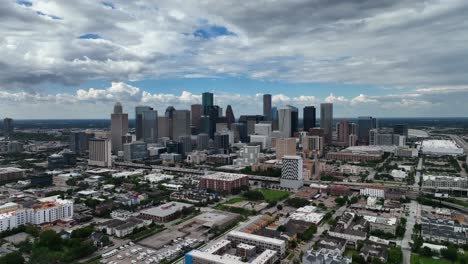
xmin=1 ymin=0 xmax=468 ymax=119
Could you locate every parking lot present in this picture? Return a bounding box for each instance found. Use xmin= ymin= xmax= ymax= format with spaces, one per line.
xmin=101 ymin=238 xmax=201 ymax=264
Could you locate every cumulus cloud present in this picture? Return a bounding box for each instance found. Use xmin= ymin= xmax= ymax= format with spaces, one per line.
xmin=1 ymin=0 xmax=468 ymax=91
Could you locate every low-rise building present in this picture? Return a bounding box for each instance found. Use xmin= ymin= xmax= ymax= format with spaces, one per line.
xmin=199 ymin=172 xmax=249 ymax=192
xmin=138 ymin=202 xmax=193 ymax=223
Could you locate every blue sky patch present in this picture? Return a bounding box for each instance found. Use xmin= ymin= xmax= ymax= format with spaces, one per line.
xmin=16 ymin=0 xmax=32 ymax=7
xmin=79 ymin=33 xmax=102 ymax=39
xmin=193 ymin=25 xmax=236 ymax=39
xmin=102 ymin=1 xmax=115 ymax=9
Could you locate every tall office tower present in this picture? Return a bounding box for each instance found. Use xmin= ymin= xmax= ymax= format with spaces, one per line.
xmin=202 ymin=92 xmax=214 ymax=114
xmin=218 ymin=107 xmax=223 ymax=117
xmin=214 ymin=133 xmax=230 ymax=153
xmin=165 ymin=106 xmax=176 ymax=118
xmin=173 ymin=110 xmax=191 ymax=139
xmin=358 ymin=116 xmax=377 ymax=144
xmin=320 ymin=103 xmax=333 ymax=145
xmin=369 ymin=129 xmax=379 ymax=145
xmin=349 ymin=134 xmax=358 ymax=147
xmin=158 ymin=116 xmax=170 ymax=138
xmin=199 ymin=116 xmax=211 ymax=135
xmin=196 ymin=133 xmax=209 ymax=150
xmin=191 ymin=104 xmax=203 ymax=132
xmin=142 ymin=109 xmax=158 ymax=143
xmin=111 ymin=102 xmax=128 ymax=153
xmin=271 ymin=106 xmax=279 ymax=130
xmin=225 ymin=105 xmax=235 ymax=129
xmin=135 ymin=106 xmax=152 ymax=140
xmin=303 ymin=136 xmax=324 ymax=154
xmin=393 ymin=124 xmax=409 ymax=137
xmin=263 ymin=94 xmax=272 ymax=121
xmin=303 ymin=106 xmax=316 ymax=131
xmin=278 ymin=107 xmax=292 ymax=138
xmin=349 ymin=123 xmax=358 ymax=136
xmin=205 ymin=105 xmax=220 ymax=138
xmin=238 ymin=115 xmax=264 ymax=136
xmin=178 ymin=135 xmax=192 ymax=155
xmin=70 ymin=131 xmax=89 ymax=154
xmin=88 ymin=138 xmax=112 ymax=168
xmin=276 ymin=138 xmax=296 ymax=159
xmin=3 ymin=118 xmax=13 ymax=140
xmin=231 ymin=123 xmax=248 ymax=143
xmin=123 ymin=141 xmax=148 ymax=161
xmin=280 ymin=155 xmax=304 ymax=190
xmin=288 ymin=105 xmax=299 ymax=136
xmin=336 ymin=119 xmax=350 ymax=144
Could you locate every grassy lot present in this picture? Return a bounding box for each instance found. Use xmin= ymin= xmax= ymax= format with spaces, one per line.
xmin=259 ymin=189 xmax=290 ymax=202
xmin=225 ymin=197 xmax=245 ymax=204
xmin=411 ymin=254 xmax=452 ymax=264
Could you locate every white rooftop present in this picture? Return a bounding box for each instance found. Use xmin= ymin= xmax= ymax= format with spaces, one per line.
xmin=421 ymin=139 xmax=464 ymax=155
xmin=202 ymin=172 xmax=248 ymax=181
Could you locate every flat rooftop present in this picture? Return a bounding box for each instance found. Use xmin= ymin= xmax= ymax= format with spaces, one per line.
xmin=202 ymin=172 xmax=248 ymax=181
xmin=139 ymin=202 xmax=193 ymax=218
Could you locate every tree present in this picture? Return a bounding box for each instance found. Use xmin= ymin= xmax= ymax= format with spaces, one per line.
xmin=387 ymin=247 xmax=403 ymax=264
xmin=277 ymin=225 xmax=286 ymax=232
xmin=420 ymin=246 xmax=433 ymax=258
xmin=334 ymin=197 xmax=348 ymax=206
xmin=242 ymin=190 xmax=264 ymax=201
xmin=441 ymin=246 xmax=458 ymax=262
xmin=285 ymin=198 xmax=310 ymax=208
xmin=38 ymin=230 xmax=62 ymax=251
xmin=276 ymin=204 xmax=283 ymax=211
xmin=0 ymin=252 xmax=25 ymax=264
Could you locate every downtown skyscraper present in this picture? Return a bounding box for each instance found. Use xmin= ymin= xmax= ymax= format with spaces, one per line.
xmin=263 ymin=94 xmax=272 ymax=121
xmin=320 ymin=103 xmax=333 ymax=144
xmin=135 ymin=106 xmax=158 ymax=143
xmin=303 ymin=106 xmax=316 ymax=131
xmin=110 ymin=102 xmax=128 ymax=153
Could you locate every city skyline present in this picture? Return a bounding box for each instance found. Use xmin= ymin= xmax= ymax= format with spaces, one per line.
xmin=1 ymin=1 xmax=468 ymax=118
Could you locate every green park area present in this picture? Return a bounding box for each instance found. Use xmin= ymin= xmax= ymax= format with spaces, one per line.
xmin=258 ymin=189 xmax=290 ymax=202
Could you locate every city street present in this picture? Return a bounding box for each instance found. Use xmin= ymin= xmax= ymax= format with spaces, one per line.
xmin=401 ymin=201 xmax=420 ymax=264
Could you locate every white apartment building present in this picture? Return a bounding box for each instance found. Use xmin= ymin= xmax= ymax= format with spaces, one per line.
xmin=0 ymin=196 xmax=74 ymax=232
xmin=360 ymin=187 xmax=385 ymax=198
xmin=234 ymin=145 xmax=261 ymax=167
xmin=227 ymin=231 xmax=286 ymax=257
xmin=280 ymin=155 xmax=304 ymax=190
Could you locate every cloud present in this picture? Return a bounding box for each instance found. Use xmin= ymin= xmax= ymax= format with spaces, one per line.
xmin=0 ymin=0 xmax=467 ymax=92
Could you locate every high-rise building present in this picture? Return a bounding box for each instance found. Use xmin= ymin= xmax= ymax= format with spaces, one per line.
xmin=214 ymin=133 xmax=230 ymax=153
xmin=303 ymin=106 xmax=316 ymax=131
xmin=231 ymin=123 xmax=248 ymax=143
xmin=278 ymin=107 xmax=292 ymax=138
xmin=225 ymin=105 xmax=235 ymax=129
xmin=358 ymin=116 xmax=378 ymax=144
xmin=178 ymin=135 xmax=192 ymax=155
xmin=172 ymin=110 xmax=191 ymax=139
xmin=205 ymin=105 xmax=220 ymax=138
xmin=88 ymin=138 xmax=112 ymax=167
xmin=280 ymin=155 xmax=304 ymax=190
xmin=275 ymin=138 xmax=296 ymax=159
xmin=123 ymin=141 xmax=148 ymax=161
xmin=289 ymin=105 xmax=299 ymax=136
xmin=196 ymin=133 xmax=209 ymax=150
xmin=3 ymin=118 xmax=13 ymax=140
xmin=303 ymin=136 xmax=324 ymax=154
xmin=191 ymin=104 xmax=203 ymax=132
xmin=271 ymin=107 xmax=279 ymax=130
xmin=158 ymin=116 xmax=170 ymax=138
xmin=254 ymin=123 xmax=272 ymax=136
xmin=393 ymin=124 xmax=409 ymax=137
xmin=70 ymin=131 xmax=89 ymax=154
xmin=135 ymin=106 xmax=152 ymax=140
xmin=336 ymin=119 xmax=350 ymax=144
xmin=320 ymin=103 xmax=333 ymax=145
xmin=202 ymin=92 xmax=214 ymax=114
xmin=263 ymin=94 xmax=272 ymax=121
xmin=111 ymin=102 xmax=128 ymax=153
xmin=140 ymin=107 xmax=158 ymax=143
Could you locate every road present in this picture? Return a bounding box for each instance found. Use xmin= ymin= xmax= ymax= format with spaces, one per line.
xmin=401 ymin=201 xmax=419 ymax=264
xmin=413 ymin=157 xmax=423 ymax=189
